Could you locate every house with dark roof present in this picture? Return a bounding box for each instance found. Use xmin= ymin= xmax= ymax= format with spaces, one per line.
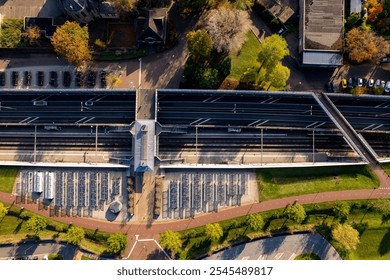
xmin=59 ymin=0 xmax=118 ymax=24
xmin=136 ymin=8 xmax=168 ymax=45
xmin=299 ymin=0 xmax=344 ymax=67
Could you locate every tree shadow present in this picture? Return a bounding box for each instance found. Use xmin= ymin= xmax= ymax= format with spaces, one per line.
xmin=13 ymin=221 xmax=23 ymax=234
xmin=378 ymin=228 xmax=390 ymax=256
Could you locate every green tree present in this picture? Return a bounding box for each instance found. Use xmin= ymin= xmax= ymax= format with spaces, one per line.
xmin=106 ymin=0 xmax=138 ymax=13
xmin=64 ymin=226 xmax=85 ymax=246
xmin=285 ymin=203 xmax=306 ymax=224
xmin=233 ymin=0 xmax=254 ymax=10
xmin=205 ymin=223 xmax=223 ymax=242
xmin=264 ymin=62 xmax=290 ymax=90
xmin=51 ymin=21 xmax=92 ymax=67
xmin=345 ymin=13 xmax=361 ymax=29
xmin=107 ymin=233 xmax=128 ymax=255
xmin=371 ymin=199 xmax=390 ymax=217
xmin=332 ymin=224 xmax=360 ymax=251
xmin=106 ymin=72 xmax=122 ymax=88
xmin=159 ymin=230 xmax=182 ymax=256
xmin=246 ymin=213 xmax=264 ymax=231
xmin=257 ymin=34 xmax=289 ymax=72
xmin=196 ymin=67 xmax=219 ymax=88
xmin=26 ymin=215 xmax=47 ymax=236
xmin=240 ymin=67 xmax=259 ymax=86
xmin=333 ymin=201 xmax=350 ymax=221
xmin=0 ymin=18 xmax=24 ymax=48
xmin=0 ymin=202 xmax=8 ymax=220
xmin=23 ymin=25 xmax=41 ymax=46
xmin=186 ymin=29 xmax=213 ymax=61
xmin=177 ymin=0 xmax=214 ymax=13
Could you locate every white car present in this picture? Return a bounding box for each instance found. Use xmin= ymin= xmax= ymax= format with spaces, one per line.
xmin=385 ymin=81 xmax=390 ymax=93
xmin=357 ymin=78 xmax=363 ymax=87
xmin=368 ymin=79 xmax=374 ymax=87
xmin=381 ymin=81 xmax=386 ymax=88
xmin=374 ymin=79 xmax=381 ymax=88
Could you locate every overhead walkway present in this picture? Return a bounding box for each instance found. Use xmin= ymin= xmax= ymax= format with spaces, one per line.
xmin=313 ymin=92 xmax=379 ymax=165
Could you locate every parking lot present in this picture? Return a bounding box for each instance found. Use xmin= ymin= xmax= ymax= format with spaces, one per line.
xmin=16 ymin=168 xmax=127 ymax=220
xmin=0 ymin=67 xmax=110 ymax=89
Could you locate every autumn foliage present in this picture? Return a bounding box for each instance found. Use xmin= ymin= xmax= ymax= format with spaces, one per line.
xmin=51 ymin=21 xmax=92 ymax=67
xmin=345 ymin=27 xmax=390 ymax=63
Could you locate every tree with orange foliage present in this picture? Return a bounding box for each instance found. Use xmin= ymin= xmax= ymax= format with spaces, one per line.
xmin=346 ymin=27 xmax=390 ymax=63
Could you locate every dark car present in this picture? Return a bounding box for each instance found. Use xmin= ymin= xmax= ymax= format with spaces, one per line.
xmin=37 ymin=71 xmax=44 ymax=86
xmin=325 ymin=82 xmax=331 ymax=92
xmin=352 ymin=77 xmax=358 ymax=87
xmin=12 ymin=71 xmax=19 ymax=86
xmin=100 ymin=71 xmax=107 ymax=88
xmin=87 ymin=71 xmax=96 ymax=87
xmin=50 ymin=71 xmax=58 ymax=87
xmin=348 ymin=78 xmax=353 ymax=89
xmin=63 ymin=71 xmax=72 ymax=87
xmin=24 ymin=71 xmax=31 ymax=87
xmin=0 ymin=72 xmax=5 ymax=86
xmin=75 ymin=71 xmax=82 ymax=87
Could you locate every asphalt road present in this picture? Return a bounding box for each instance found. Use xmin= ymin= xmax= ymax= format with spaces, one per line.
xmin=0 ymin=240 xmax=77 ymax=260
xmin=202 ymin=232 xmax=341 ymax=260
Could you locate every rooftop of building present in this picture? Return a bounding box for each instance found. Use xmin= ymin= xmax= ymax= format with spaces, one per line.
xmin=304 ymin=0 xmax=344 ymax=51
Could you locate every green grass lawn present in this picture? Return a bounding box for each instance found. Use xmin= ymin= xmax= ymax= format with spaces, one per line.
xmin=0 ymin=167 xmax=19 ymax=193
xmin=0 ymin=204 xmax=111 ymax=255
xmin=179 ymin=200 xmax=390 ymax=260
xmin=227 ymin=31 xmax=262 ymax=81
xmin=382 ymin=163 xmax=390 ymax=176
xmin=257 ymin=165 xmax=379 ymax=201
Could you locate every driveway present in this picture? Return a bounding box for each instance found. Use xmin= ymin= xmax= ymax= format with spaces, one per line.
xmin=203 ymin=232 xmax=341 ymax=260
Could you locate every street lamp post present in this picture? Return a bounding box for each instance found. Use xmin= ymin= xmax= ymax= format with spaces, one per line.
xmin=312 ymin=129 xmax=315 ymax=164
xmin=138 ymin=58 xmax=142 ymax=88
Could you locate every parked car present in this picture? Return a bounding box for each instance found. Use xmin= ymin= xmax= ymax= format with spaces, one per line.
xmin=277 ymin=28 xmax=286 ymax=35
xmin=63 ymin=71 xmax=71 ymax=87
xmin=50 ymin=71 xmax=58 ymax=87
xmin=348 ymin=78 xmax=353 ymax=89
xmin=375 ymin=79 xmax=381 ymax=87
xmin=87 ymin=71 xmax=96 ymax=87
xmin=357 ymin=78 xmax=363 ymax=87
xmin=341 ymin=79 xmax=347 ymax=89
xmin=381 ymin=80 xmax=386 ymax=88
xmin=0 ymin=72 xmax=5 ymax=86
xmin=367 ymin=79 xmax=374 ymax=88
xmin=24 ymin=71 xmax=31 ymax=87
xmin=12 ymin=71 xmax=19 ymax=86
xmin=37 ymin=71 xmax=44 ymax=86
xmin=100 ymin=71 xmax=107 ymax=88
xmin=380 ymin=56 xmax=389 ymax=64
xmin=75 ymin=71 xmax=82 ymax=87
xmin=385 ymin=81 xmax=390 ymax=93
xmin=352 ymin=77 xmax=358 ymax=87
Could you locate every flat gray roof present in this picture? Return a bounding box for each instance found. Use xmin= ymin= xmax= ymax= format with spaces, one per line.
xmin=302 ymin=50 xmax=343 ymax=66
xmin=304 ymin=0 xmax=344 ymax=51
xmin=350 ymin=0 xmax=362 ymax=14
